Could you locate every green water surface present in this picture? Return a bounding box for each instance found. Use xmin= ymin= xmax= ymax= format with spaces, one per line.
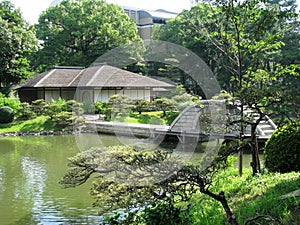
xmin=0 ymin=134 xmax=255 ymax=225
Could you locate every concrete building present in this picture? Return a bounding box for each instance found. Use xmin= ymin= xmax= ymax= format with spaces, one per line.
xmin=123 ymin=7 xmax=177 ymax=40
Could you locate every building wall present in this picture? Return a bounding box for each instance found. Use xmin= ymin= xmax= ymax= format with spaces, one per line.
xmin=138 ymin=26 xmax=152 ymax=40
xmin=19 ymin=87 xmax=156 ymax=103
xmin=139 ymin=17 xmax=152 ymax=25
xmin=61 ymin=88 xmax=76 ymax=100
xmin=94 ymin=88 xmax=151 ymax=102
xmin=124 ymin=8 xmax=176 ymax=40
xmin=45 ymin=89 xmax=60 ymax=102
xmin=18 ymin=89 xmax=38 ymax=103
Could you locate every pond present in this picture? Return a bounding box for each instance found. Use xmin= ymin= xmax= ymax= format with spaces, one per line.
xmin=0 ymin=134 xmax=257 ymax=225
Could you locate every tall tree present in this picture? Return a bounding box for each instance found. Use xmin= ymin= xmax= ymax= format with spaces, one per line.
xmin=154 ymin=0 xmax=299 ymax=175
xmin=34 ymin=0 xmax=141 ymax=71
xmin=0 ymin=0 xmax=37 ymax=95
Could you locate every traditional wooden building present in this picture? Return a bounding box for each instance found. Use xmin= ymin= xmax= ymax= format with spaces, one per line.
xmin=17 ymin=64 xmax=174 ymax=103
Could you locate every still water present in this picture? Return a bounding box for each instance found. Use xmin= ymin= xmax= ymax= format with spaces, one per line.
xmin=0 ymin=134 xmax=255 ymax=225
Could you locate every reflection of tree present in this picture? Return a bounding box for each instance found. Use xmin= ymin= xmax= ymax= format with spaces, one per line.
xmin=20 ymin=157 xmax=47 ymax=216
xmin=0 ymin=135 xmax=102 ymax=224
xmin=0 ymin=148 xmax=47 ymax=220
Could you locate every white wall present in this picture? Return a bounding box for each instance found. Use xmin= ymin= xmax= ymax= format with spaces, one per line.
xmin=45 ymin=89 xmax=60 ymax=102
xmin=43 ymin=88 xmax=153 ymax=103
xmin=94 ymin=88 xmax=151 ymax=102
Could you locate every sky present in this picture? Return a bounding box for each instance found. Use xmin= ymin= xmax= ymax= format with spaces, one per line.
xmin=9 ymin=0 xmax=300 ymax=25
xmin=10 ymin=0 xmax=192 ymax=24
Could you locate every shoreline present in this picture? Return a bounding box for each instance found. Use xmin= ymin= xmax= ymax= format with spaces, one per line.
xmin=0 ymin=130 xmax=75 ymax=137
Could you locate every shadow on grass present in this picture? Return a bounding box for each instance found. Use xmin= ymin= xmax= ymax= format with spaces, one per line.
xmin=19 ymin=117 xmax=56 ymax=133
xmin=0 ymin=121 xmax=23 ymax=129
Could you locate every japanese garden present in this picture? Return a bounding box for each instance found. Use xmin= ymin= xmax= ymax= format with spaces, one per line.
xmin=0 ymin=0 xmax=299 ymax=224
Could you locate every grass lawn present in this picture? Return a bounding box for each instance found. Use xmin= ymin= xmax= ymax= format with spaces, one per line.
xmin=187 ymin=166 xmax=300 ymax=225
xmin=0 ymin=111 xmax=180 ymax=133
xmin=121 ymin=111 xmax=179 ymax=125
xmin=0 ymin=116 xmax=56 ymax=133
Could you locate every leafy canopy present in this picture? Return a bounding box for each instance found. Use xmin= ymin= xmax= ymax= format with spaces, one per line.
xmin=35 ymin=0 xmax=141 ymax=70
xmin=0 ymin=0 xmax=38 ymax=95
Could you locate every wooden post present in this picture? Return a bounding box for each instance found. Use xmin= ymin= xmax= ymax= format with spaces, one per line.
xmin=238 ymin=149 xmax=243 ymax=176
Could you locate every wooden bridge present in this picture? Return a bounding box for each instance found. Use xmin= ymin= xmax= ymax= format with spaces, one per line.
xmin=86 ymin=100 xmax=277 ymax=143
xmin=153 ymin=100 xmax=277 ymax=143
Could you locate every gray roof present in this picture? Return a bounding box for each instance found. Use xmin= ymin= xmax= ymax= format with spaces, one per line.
xmin=123 ymin=7 xmax=177 ymax=20
xmin=19 ymin=65 xmax=175 ymax=89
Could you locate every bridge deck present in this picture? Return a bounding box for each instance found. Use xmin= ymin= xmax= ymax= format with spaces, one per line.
xmin=84 ymin=101 xmax=276 ymax=143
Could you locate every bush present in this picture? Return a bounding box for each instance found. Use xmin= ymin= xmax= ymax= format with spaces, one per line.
xmin=171 ymin=93 xmax=199 ymax=111
xmin=51 ymin=111 xmax=85 ymax=130
xmin=103 ymin=201 xmax=191 ymax=225
xmin=51 ymin=112 xmax=74 ymax=130
xmin=133 ymin=99 xmax=150 ymax=114
xmin=136 ymin=201 xmax=191 ymax=225
xmin=32 ymin=99 xmax=48 ymax=116
xmin=264 ymin=122 xmax=300 ymax=173
xmin=64 ymin=100 xmax=83 ymax=115
xmin=95 ymin=101 xmax=107 ymax=114
xmin=107 ymin=94 xmax=134 ymax=120
xmin=0 ymin=106 xmax=14 ymax=124
xmin=16 ymin=102 xmax=36 ymax=120
xmin=0 ymin=94 xmax=21 ymax=112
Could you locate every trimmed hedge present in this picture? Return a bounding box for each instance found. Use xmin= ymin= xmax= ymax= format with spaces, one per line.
xmin=0 ymin=106 xmax=14 ymax=124
xmin=264 ymin=121 xmax=300 ymax=173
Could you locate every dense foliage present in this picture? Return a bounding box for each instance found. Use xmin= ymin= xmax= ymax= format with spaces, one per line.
xmin=153 ymin=0 xmax=300 ymax=175
xmin=264 ymin=121 xmax=300 ymax=173
xmin=0 ymin=0 xmax=37 ymax=95
xmin=0 ymin=106 xmax=14 ymax=123
xmin=0 ymin=98 xmax=85 ymax=131
xmin=61 ymin=143 xmax=300 ymax=225
xmin=154 ymin=1 xmax=299 ymax=92
xmin=0 ymin=93 xmax=20 ymax=112
xmin=34 ymin=0 xmax=140 ymax=70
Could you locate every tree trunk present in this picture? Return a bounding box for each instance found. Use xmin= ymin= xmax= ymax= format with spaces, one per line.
xmin=201 ymin=189 xmax=239 ymax=225
xmin=238 ymin=149 xmax=243 ymax=176
xmin=250 ymin=124 xmax=260 ymax=175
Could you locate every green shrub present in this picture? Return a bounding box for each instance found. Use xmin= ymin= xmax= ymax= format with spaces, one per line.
xmin=104 ymin=201 xmax=192 ymax=225
xmin=133 ymin=99 xmax=150 ymax=114
xmin=51 ymin=111 xmax=84 ymax=130
xmin=136 ymin=201 xmax=192 ymax=225
xmin=264 ymin=121 xmax=300 ymax=173
xmin=0 ymin=106 xmax=14 ymax=124
xmin=0 ymin=94 xmax=20 ymax=112
xmin=51 ymin=112 xmax=74 ymax=130
xmin=152 ymin=98 xmax=176 ymax=117
xmin=16 ymin=102 xmax=36 ymax=120
xmin=107 ymin=94 xmax=134 ymax=120
xmin=32 ymin=99 xmax=48 ymax=116
xmin=171 ymin=93 xmax=199 ymax=111
xmin=64 ymin=100 xmax=83 ymax=115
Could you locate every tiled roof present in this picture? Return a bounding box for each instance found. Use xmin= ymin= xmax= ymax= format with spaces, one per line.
xmin=19 ymin=65 xmax=174 ymax=89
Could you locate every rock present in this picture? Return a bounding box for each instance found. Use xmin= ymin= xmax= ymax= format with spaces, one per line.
xmin=280 ymin=189 xmax=300 ymax=199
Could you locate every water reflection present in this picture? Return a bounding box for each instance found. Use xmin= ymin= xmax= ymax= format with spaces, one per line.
xmin=0 ymin=135 xmax=104 ymax=225
xmin=0 ymin=134 xmax=256 ymax=225
xmin=0 ymin=166 xmax=5 ymax=197
xmin=21 ymin=157 xmax=47 ymax=222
